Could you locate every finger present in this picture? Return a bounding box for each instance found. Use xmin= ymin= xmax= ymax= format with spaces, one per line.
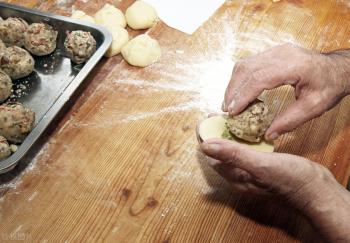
xmin=227 ymin=67 xmax=298 ymax=115
xmin=213 ymin=165 xmax=253 ymax=183
xmin=223 ymin=46 xmax=287 ymax=112
xmin=265 ymin=94 xmax=325 ymax=140
xmin=200 ymin=138 xmax=270 ymax=177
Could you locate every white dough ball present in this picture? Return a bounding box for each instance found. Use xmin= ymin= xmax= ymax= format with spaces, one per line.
xmin=121 ymin=34 xmax=161 ymax=67
xmin=125 ymin=1 xmax=158 ymax=30
xmin=95 ymin=4 xmax=126 ymax=29
xmin=71 ymin=10 xmax=95 ymax=23
xmin=105 ymin=26 xmax=129 ymax=57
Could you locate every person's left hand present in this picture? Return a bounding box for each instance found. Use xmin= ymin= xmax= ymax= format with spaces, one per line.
xmin=199 ymin=138 xmax=334 ymax=208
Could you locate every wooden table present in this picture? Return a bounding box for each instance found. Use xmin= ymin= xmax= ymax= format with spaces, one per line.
xmin=0 ymin=0 xmax=350 ymax=242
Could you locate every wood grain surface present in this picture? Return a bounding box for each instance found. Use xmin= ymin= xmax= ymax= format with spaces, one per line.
xmin=1 ymin=0 xmax=350 ymax=242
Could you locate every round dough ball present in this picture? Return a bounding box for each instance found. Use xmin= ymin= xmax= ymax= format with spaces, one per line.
xmin=95 ymin=4 xmax=126 ymax=29
xmin=0 ymin=70 xmax=12 ymax=102
xmin=121 ymin=34 xmax=161 ymax=67
xmin=226 ymin=100 xmax=273 ymax=143
xmin=0 ymin=102 xmax=35 ymax=144
xmin=105 ymin=25 xmax=129 ymax=57
xmin=0 ymin=17 xmax=28 ymax=47
xmin=71 ymin=10 xmax=95 ymax=23
xmin=125 ymin=1 xmax=158 ymax=30
xmin=0 ymin=136 xmax=11 ymax=160
xmin=0 ymin=46 xmax=35 ymax=79
xmin=64 ymin=30 xmax=97 ymax=64
xmin=24 ymin=23 xmax=58 ymax=56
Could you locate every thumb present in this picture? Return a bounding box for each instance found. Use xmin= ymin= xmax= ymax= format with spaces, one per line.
xmin=265 ymin=94 xmax=325 ymax=140
xmin=200 ymin=139 xmax=270 ymax=177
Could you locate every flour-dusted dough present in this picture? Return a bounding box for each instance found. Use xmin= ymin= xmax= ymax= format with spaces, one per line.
xmin=71 ymin=10 xmax=95 ymax=23
xmin=198 ymin=115 xmax=274 ymax=153
xmin=95 ymin=4 xmax=126 ymax=29
xmin=121 ymin=34 xmax=161 ymax=67
xmin=125 ymin=1 xmax=158 ymax=30
xmin=104 ymin=25 xmax=129 ymax=57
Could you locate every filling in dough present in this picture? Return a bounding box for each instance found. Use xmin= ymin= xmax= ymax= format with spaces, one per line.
xmin=226 ymin=100 xmax=274 ymax=143
xmin=198 ymin=115 xmax=274 ymax=153
xmin=64 ymin=30 xmax=97 ymax=64
xmin=0 ymin=102 xmax=35 ymax=144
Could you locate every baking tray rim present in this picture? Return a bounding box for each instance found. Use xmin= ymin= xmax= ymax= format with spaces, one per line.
xmin=0 ymin=2 xmax=113 ymax=172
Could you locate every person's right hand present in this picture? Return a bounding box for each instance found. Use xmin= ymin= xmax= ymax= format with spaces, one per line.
xmin=222 ymin=44 xmax=350 ymax=140
xmin=200 ymin=138 xmax=350 ymax=242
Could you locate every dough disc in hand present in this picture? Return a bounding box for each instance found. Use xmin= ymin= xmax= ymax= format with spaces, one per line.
xmin=198 ymin=115 xmax=274 ymax=152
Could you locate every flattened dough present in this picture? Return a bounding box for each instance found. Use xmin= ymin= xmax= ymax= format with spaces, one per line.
xmin=198 ymin=115 xmax=274 ymax=152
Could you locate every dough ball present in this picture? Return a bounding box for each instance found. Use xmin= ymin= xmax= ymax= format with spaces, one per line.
xmin=24 ymin=23 xmax=58 ymax=56
xmin=0 ymin=17 xmax=28 ymax=47
xmin=125 ymin=1 xmax=158 ymax=30
xmin=64 ymin=30 xmax=97 ymax=64
xmin=0 ymin=136 xmax=11 ymax=160
xmin=226 ymin=100 xmax=273 ymax=143
xmin=95 ymin=4 xmax=126 ymax=29
xmin=121 ymin=34 xmax=161 ymax=67
xmin=0 ymin=39 xmax=6 ymax=54
xmin=0 ymin=46 xmax=35 ymax=79
xmin=71 ymin=10 xmax=95 ymax=23
xmin=0 ymin=102 xmax=35 ymax=144
xmin=105 ymin=25 xmax=129 ymax=57
xmin=0 ymin=70 xmax=12 ymax=102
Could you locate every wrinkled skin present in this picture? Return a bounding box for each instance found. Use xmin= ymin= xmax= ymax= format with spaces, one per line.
xmin=199 ymin=44 xmax=350 ymax=242
xmin=222 ymin=44 xmax=350 ymax=140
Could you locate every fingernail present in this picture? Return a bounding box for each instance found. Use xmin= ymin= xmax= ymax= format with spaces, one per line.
xmin=203 ymin=143 xmax=222 ymax=153
xmin=228 ymin=100 xmax=235 ymax=111
xmin=267 ymin=132 xmax=279 ymax=140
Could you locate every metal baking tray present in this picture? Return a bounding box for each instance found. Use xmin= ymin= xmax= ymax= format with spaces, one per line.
xmin=0 ymin=2 xmax=112 ymax=173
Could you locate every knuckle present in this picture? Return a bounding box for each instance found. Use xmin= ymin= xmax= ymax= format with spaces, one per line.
xmin=228 ymin=148 xmax=242 ymax=165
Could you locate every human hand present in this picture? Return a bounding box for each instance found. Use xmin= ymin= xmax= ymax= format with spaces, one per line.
xmin=222 ymin=44 xmax=350 ymax=140
xmin=200 ymin=138 xmax=350 ymax=242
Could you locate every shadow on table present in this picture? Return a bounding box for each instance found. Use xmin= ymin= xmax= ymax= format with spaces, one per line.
xmin=196 ymin=150 xmax=323 ymax=243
